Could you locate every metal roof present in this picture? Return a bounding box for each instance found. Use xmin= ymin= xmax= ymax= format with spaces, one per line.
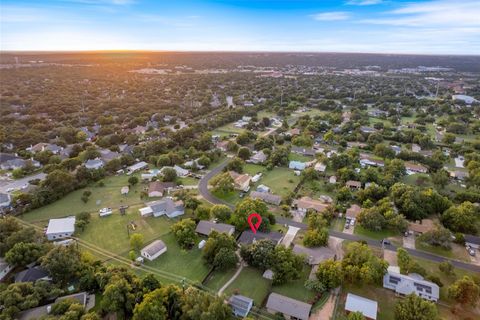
xmin=266 ymin=293 xmax=312 ymax=320
xmin=46 ymin=217 xmax=76 ymax=235
xmin=345 ymin=293 xmax=378 ymax=320
xmin=195 ymin=220 xmax=235 ymax=236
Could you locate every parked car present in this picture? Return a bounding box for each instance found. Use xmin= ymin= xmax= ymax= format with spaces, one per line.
xmin=466 ymin=245 xmax=476 ymax=256
xmin=344 ymin=223 xmax=350 ymax=229
xmin=381 ymin=239 xmax=391 ymax=246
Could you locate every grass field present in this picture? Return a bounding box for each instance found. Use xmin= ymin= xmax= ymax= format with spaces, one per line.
xmin=298 ymin=179 xmax=334 ymax=199
xmin=79 ymin=209 xmax=174 ymax=255
xmin=415 ymin=239 xmax=470 ymax=262
xmin=21 ymin=174 xmax=146 ymax=223
xmin=142 ymin=233 xmax=211 ymax=283
xmin=204 ymin=268 xmax=238 ymax=292
xmin=354 ymin=225 xmax=399 ymax=241
xmin=224 ymin=267 xmax=271 ymax=306
xmin=272 ymin=264 xmax=315 ymax=302
xmin=243 ymin=164 xmax=301 ymax=197
xmin=401 ymin=173 xmax=433 ymax=188
xmin=177 ymin=176 xmax=200 ymax=186
xmin=288 ymin=152 xmax=313 ymax=162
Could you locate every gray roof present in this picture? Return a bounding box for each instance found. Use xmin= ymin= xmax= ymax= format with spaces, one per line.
xmin=148 ymin=198 xmax=184 ymax=216
xmin=0 ymin=153 xmax=19 ymax=163
xmin=464 ymin=234 xmax=480 ymax=245
xmin=383 ymin=270 xmax=440 ymax=301
xmin=85 ymin=158 xmax=104 ymax=168
xmin=345 ymin=293 xmax=378 ymax=320
xmin=238 ymin=230 xmax=283 ymax=245
xmin=292 ymin=245 xmax=336 ymax=265
xmin=46 ymin=217 xmax=76 ymax=235
xmin=0 ymin=193 xmax=11 ymax=205
xmin=195 ymin=220 xmax=235 ymax=236
xmin=249 ymin=191 xmax=282 ymax=205
xmin=229 ymin=295 xmax=253 ymax=316
xmin=266 ymin=293 xmax=312 ymax=320
xmin=142 ymin=240 xmax=166 ymax=256
xmin=15 ymin=266 xmax=49 ymax=283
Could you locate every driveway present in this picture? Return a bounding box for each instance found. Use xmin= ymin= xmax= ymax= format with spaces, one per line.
xmin=280 ymin=226 xmax=300 ymax=247
xmin=403 ymin=234 xmax=416 ymax=249
xmin=0 ymin=172 xmax=47 ymax=193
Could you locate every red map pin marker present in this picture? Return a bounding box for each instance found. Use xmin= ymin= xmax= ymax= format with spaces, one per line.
xmin=248 ymin=213 xmax=262 ymax=234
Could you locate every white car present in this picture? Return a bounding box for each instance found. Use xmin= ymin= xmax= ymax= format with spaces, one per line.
xmin=99 ymin=207 xmax=113 ymax=217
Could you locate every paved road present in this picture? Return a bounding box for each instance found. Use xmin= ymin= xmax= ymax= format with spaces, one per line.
xmin=200 ymin=162 xmax=480 ymax=273
xmin=0 ymin=172 xmax=47 ymax=193
xmin=198 ymin=159 xmax=234 ymax=208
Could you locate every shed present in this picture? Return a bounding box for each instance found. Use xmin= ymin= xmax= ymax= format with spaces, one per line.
xmin=266 ymin=293 xmax=312 ymax=320
xmin=141 ymin=240 xmax=167 ymax=261
xmin=345 ymin=293 xmax=378 ymax=320
xmin=46 ymin=217 xmax=76 ymax=241
xmin=229 ymin=295 xmax=254 ymax=318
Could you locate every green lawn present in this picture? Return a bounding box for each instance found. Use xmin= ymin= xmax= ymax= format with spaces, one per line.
xmin=257 ymin=167 xmax=301 ymax=197
xmin=177 ymin=176 xmax=199 ymax=186
xmin=204 ymin=268 xmax=238 ymax=292
xmin=401 ymin=173 xmax=433 ymax=188
xmin=335 ymin=284 xmax=397 ymax=320
xmin=142 ymin=233 xmax=211 ymax=284
xmin=212 ymin=190 xmax=242 ymax=205
xmin=288 ymin=152 xmax=313 ymax=162
xmin=298 ymin=180 xmax=334 ymax=199
xmin=21 ymin=174 xmax=145 ymax=223
xmin=354 ymin=225 xmax=399 ymax=240
xmin=272 ymin=265 xmax=315 ymax=303
xmin=78 ymin=209 xmax=174 ymax=255
xmin=224 ymin=267 xmax=271 ymax=306
xmin=415 ymin=239 xmax=470 ymax=262
xmin=330 ymin=217 xmax=346 ymax=232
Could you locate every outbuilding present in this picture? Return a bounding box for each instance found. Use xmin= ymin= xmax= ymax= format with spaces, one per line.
xmin=141 ymin=240 xmax=167 ymax=261
xmin=46 ymin=217 xmax=76 ymax=241
xmin=345 ymin=293 xmax=378 ymax=320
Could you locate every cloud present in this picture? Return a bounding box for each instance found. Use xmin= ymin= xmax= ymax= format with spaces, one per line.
xmin=346 ymin=0 xmax=383 ymax=5
xmin=360 ymin=0 xmax=480 ymax=27
xmin=311 ymin=12 xmax=350 ymax=21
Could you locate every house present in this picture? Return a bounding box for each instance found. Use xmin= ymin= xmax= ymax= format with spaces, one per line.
xmin=99 ymin=149 xmax=120 ymax=162
xmin=85 ymin=158 xmax=104 ymax=170
xmin=121 ymin=186 xmax=129 ymax=195
xmin=345 ymin=293 xmax=378 ymax=320
xmin=289 ymin=161 xmax=306 ymax=170
xmin=360 ymin=126 xmax=377 ymax=134
xmin=173 ymin=165 xmax=189 ymax=177
xmin=449 ymin=170 xmax=469 ymax=180
xmin=250 ymin=191 xmax=282 ymax=206
xmin=139 ymin=198 xmax=185 ymax=218
xmin=256 ymin=184 xmax=270 ymax=193
xmin=251 ymin=173 xmax=262 ymax=183
xmin=266 ymin=293 xmax=312 ymax=320
xmin=15 ymin=266 xmax=50 ymax=283
xmin=229 ymin=295 xmax=253 ymax=318
xmin=28 ymin=143 xmax=63 ymax=154
xmin=216 ymin=140 xmax=229 ymax=151
xmin=452 ymin=94 xmax=477 ymax=104
xmin=383 ymin=267 xmax=439 ymax=302
xmin=184 ymin=158 xmax=205 ymax=170
xmin=195 ymin=220 xmax=235 ymax=236
xmin=119 ymin=144 xmax=134 ymax=155
xmin=346 ymin=204 xmax=362 ymax=223
xmin=346 ymin=180 xmax=362 ymax=189
xmin=293 ymin=196 xmax=329 ymax=213
xmin=329 ymin=176 xmax=337 ymax=184
xmin=148 ymin=181 xmax=175 ymax=198
xmin=291 ymin=146 xmax=316 ymax=157
xmin=229 ymin=171 xmax=251 ymax=192
xmin=359 ymin=156 xmax=385 ymax=168
xmin=249 ymin=150 xmax=267 ymax=164
xmin=133 ymin=125 xmax=147 ymax=135
xmin=141 ymin=240 xmax=167 ymax=261
xmin=0 ymin=158 xmax=41 ymax=170
xmin=405 ymin=162 xmax=428 ymax=174
xmin=0 ymin=257 xmax=13 ymax=281
xmin=0 ymin=192 xmax=12 ymax=209
xmin=408 ymin=219 xmax=435 ymax=235
xmin=18 ymin=292 xmax=95 ymax=320
xmin=464 ymin=234 xmax=480 ymax=250
xmin=288 ymin=128 xmax=301 ymax=136
xmin=411 ymin=144 xmax=422 ymax=153
xmin=314 ymin=162 xmax=326 ymax=172
xmin=126 ymin=161 xmax=148 ymax=175
xmin=238 ymin=230 xmax=283 ymax=246
xmin=45 ymin=217 xmax=76 ymax=241
xmin=347 ymin=141 xmax=368 ymax=149
xmin=292 ymin=245 xmax=336 ymax=265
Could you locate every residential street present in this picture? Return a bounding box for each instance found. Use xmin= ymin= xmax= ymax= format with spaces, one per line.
xmin=0 ymin=172 xmax=47 ymax=193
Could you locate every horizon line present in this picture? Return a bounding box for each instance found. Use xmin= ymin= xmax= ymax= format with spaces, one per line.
xmin=1 ymin=49 xmax=479 ymax=58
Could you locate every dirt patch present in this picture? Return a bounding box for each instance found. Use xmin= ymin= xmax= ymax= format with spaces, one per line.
xmin=383 ymin=249 xmax=398 ymax=266
xmin=403 ymin=234 xmax=416 ymax=249
xmin=309 ymin=293 xmax=335 ymax=320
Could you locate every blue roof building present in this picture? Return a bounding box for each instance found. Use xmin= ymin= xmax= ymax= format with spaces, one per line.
xmin=229 ymin=295 xmax=253 ymax=318
xmin=289 ymin=161 xmax=306 ymax=170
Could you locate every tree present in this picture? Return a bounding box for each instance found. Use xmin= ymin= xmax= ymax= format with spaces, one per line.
xmin=431 ymin=169 xmax=449 ymax=189
xmin=237 ymin=147 xmax=251 ymax=160
xmin=194 ymin=205 xmax=210 ymax=220
xmin=210 ymin=172 xmax=234 ymax=194
xmin=101 ymin=276 xmax=137 ymax=318
xmin=161 ymin=167 xmax=177 ymax=182
xmin=211 ymin=204 xmax=233 ymax=222
xmin=346 ymin=312 xmax=366 ymax=320
xmin=41 ymin=245 xmax=82 ymax=286
xmin=441 ymin=201 xmax=477 ymax=234
xmin=180 ymin=287 xmax=233 ymax=320
xmin=394 ymin=294 xmax=438 ymax=320
xmin=231 ymin=198 xmax=273 ymax=232
xmin=5 ymin=242 xmax=48 ymax=267
xmin=240 ymin=239 xmax=276 ymax=270
xmin=304 ymin=278 xmax=326 ymax=293
xmin=226 ymin=157 xmax=244 ymax=173
xmin=315 ymin=259 xmax=343 ymax=290
xmin=170 ymin=219 xmax=197 ymax=249
xmin=132 ymin=288 xmax=167 ymax=320
xmin=303 ymin=228 xmax=328 ymax=247
xmin=271 ymin=245 xmax=304 ymax=285
xmin=342 ymin=242 xmax=388 ymax=285
xmin=141 ymin=274 xmax=161 ymax=293
xmin=438 ymin=261 xmax=454 ymax=275
xmin=203 ymin=231 xmax=238 ymax=270
xmin=418 ymin=227 xmax=452 ymax=250
xmin=128 ymin=176 xmax=139 ymax=186
xmin=157 ymin=154 xmax=171 ymax=167
xmin=448 ymin=276 xmax=480 ymax=306
xmin=130 ymin=233 xmax=144 ymax=251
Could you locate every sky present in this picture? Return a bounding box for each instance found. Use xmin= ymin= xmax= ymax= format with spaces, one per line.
xmin=1 ymin=0 xmax=479 ymax=54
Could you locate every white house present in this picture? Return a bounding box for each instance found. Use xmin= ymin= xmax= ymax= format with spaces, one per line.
xmin=45 ymin=217 xmax=76 ymax=241
xmin=383 ymin=267 xmax=439 ymax=302
xmin=126 ymin=161 xmax=148 ymax=175
xmin=141 ymin=240 xmax=167 ymax=261
xmin=345 ymin=293 xmax=378 ymax=320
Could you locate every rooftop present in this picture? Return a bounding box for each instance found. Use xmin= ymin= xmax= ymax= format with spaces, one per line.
xmin=46 ymin=217 xmax=76 ymax=235
xmin=266 ymin=293 xmax=312 ymax=320
xmin=345 ymin=293 xmax=378 ymax=320
xmin=195 ymin=220 xmax=235 ymax=236
xmin=142 ymin=240 xmax=166 ymax=256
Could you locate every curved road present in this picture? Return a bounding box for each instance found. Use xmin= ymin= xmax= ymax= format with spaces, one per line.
xmin=199 ymin=162 xmax=480 ymax=273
